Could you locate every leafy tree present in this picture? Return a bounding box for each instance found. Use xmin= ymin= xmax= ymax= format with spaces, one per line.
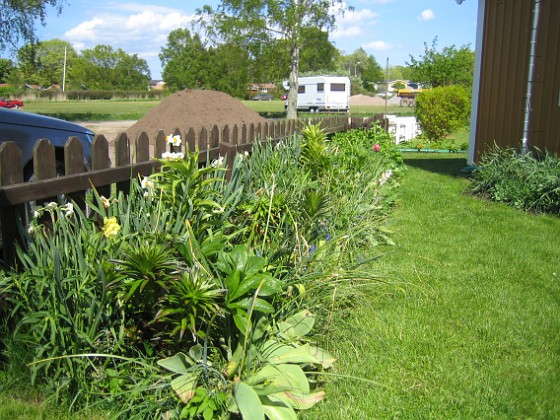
xmin=336 ymin=48 xmax=383 ymax=93
xmin=0 ymin=0 xmax=64 ymax=52
xmin=0 ymin=58 xmax=15 ymax=83
xmin=160 ymin=28 xmax=209 ymax=91
xmin=78 ymin=45 xmax=150 ymax=90
xmin=407 ymin=37 xmax=475 ymax=88
xmin=205 ymin=42 xmax=250 ymax=97
xmin=197 ymin=0 xmax=348 ymax=119
xmin=299 ymin=27 xmax=338 ymax=73
xmin=387 ymin=65 xmax=412 ymax=82
xmin=17 ymin=39 xmax=77 ymax=86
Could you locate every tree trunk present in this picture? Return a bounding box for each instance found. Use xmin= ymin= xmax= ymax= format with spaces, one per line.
xmin=286 ymin=42 xmax=300 ymax=120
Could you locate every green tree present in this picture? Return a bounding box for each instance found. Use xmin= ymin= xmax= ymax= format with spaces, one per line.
xmin=160 ymin=28 xmax=209 ymax=91
xmin=0 ymin=58 xmax=15 ymax=83
xmin=197 ymin=0 xmax=348 ymax=119
xmin=78 ymin=45 xmax=150 ymax=90
xmin=407 ymin=37 xmax=475 ymax=88
xmin=299 ymin=27 xmax=338 ymax=73
xmin=0 ymin=0 xmax=64 ymax=51
xmin=17 ymin=39 xmax=76 ymax=86
xmin=336 ymin=48 xmax=383 ymax=93
xmin=206 ymin=42 xmax=250 ymax=97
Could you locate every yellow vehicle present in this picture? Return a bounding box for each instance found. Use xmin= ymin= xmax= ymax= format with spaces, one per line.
xmin=397 ymin=83 xmax=428 ymax=107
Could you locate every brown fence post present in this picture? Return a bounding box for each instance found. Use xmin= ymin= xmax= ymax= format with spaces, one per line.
xmin=154 ymin=130 xmax=167 ymax=158
xmin=185 ymin=128 xmax=196 ymax=154
xmin=92 ymin=134 xmax=111 ymax=198
xmin=0 ymin=142 xmax=25 ymax=265
xmin=136 ymin=132 xmax=150 ymax=163
xmin=33 ymin=139 xmax=57 ymax=207
xmin=219 ymin=140 xmax=237 ymax=181
xmin=114 ymin=133 xmax=131 ymax=194
xmin=64 ymin=136 xmax=86 ymax=211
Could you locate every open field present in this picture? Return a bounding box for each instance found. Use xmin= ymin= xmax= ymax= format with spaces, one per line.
xmin=21 ymin=99 xmax=414 ymax=121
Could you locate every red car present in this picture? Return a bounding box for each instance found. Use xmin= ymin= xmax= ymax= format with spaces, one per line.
xmin=0 ymin=98 xmax=24 ymax=109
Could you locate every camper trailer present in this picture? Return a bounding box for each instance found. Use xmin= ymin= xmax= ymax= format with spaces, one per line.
xmin=283 ymin=76 xmax=351 ymax=112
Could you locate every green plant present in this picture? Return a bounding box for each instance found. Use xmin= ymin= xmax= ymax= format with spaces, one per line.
xmin=415 ymin=85 xmax=471 ymax=141
xmin=158 ymin=310 xmax=334 ymax=419
xmin=470 ymin=146 xmax=560 ymax=215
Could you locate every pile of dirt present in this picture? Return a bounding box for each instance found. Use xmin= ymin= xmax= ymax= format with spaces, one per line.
xmin=126 ymin=89 xmax=268 ymax=140
xmin=350 ymin=94 xmax=401 ymax=106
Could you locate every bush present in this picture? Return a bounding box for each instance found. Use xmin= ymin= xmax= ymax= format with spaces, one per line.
xmin=470 ymin=146 xmax=560 ymax=215
xmin=415 ymin=85 xmax=470 ymax=141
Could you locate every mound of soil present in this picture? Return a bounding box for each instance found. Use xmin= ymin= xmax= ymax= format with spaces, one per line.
xmin=350 ymin=94 xmax=402 ymax=106
xmin=126 ymin=89 xmax=268 ymax=140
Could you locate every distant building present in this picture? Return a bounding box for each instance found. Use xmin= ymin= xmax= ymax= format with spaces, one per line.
xmin=247 ymin=83 xmax=277 ymax=94
xmin=148 ymin=80 xmax=167 ymax=91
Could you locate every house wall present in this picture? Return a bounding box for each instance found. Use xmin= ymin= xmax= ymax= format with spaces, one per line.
xmin=529 ymin=0 xmax=560 ymax=153
xmin=474 ymin=0 xmax=560 ymax=161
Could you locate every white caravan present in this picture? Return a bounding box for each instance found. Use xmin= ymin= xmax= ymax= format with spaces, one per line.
xmin=283 ymin=76 xmax=351 ymax=112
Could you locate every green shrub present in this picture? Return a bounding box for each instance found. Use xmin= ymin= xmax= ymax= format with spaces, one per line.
xmin=415 ymin=85 xmax=471 ymax=141
xmin=470 ymin=146 xmax=560 ymax=215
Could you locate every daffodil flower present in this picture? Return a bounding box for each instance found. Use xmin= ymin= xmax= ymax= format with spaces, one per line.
xmin=102 ymin=217 xmax=121 ymax=238
xmin=166 ymin=134 xmax=182 ymax=147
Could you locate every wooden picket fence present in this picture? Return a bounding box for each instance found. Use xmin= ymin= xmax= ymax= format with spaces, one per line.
xmin=0 ymin=114 xmax=385 ymax=266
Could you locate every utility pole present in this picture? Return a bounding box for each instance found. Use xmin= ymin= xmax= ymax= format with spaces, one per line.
xmin=385 ymin=57 xmax=389 ymax=115
xmin=62 ymin=46 xmax=67 ymax=92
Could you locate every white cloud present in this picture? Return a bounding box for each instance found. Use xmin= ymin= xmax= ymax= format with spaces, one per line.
xmin=332 ymin=8 xmax=379 ymax=39
xmin=63 ymin=6 xmax=194 ymax=48
xmin=332 ymin=26 xmax=362 ymax=39
xmin=363 ymin=40 xmax=392 ymax=51
xmin=419 ymin=9 xmax=436 ymax=21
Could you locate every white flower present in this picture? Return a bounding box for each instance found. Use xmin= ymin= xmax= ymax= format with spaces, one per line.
xmin=166 ymin=134 xmax=182 ymax=147
xmin=141 ymin=176 xmax=155 ymax=189
xmin=33 ymin=210 xmax=42 ymax=218
xmin=62 ymin=203 xmax=74 ymax=217
xmin=211 ymin=156 xmax=225 ymax=168
xmin=100 ymin=196 xmax=111 ymax=209
xmin=28 ymin=225 xmax=35 ymax=235
xmin=162 ymin=152 xmax=185 ymax=161
xmin=46 ymin=201 xmax=58 ymax=210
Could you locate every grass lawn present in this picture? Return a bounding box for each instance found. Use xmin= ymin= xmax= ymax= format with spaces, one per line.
xmin=307 ymin=153 xmax=560 ymax=419
xmin=21 ymin=99 xmax=413 ymax=121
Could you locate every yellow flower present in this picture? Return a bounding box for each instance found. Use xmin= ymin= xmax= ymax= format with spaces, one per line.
xmin=102 ymin=217 xmax=121 ymax=238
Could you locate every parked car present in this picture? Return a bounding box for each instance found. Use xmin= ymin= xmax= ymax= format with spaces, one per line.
xmin=252 ymin=93 xmax=274 ymax=101
xmin=0 ymin=98 xmax=24 ymax=109
xmin=280 ymin=94 xmax=288 ymax=100
xmin=0 ymin=108 xmax=94 ymax=180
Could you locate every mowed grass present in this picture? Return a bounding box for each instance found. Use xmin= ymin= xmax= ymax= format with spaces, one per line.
xmin=307 ymin=153 xmax=560 ymax=419
xmin=21 ymin=98 xmax=413 ymax=121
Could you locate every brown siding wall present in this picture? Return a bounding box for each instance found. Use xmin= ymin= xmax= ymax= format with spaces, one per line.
xmin=474 ymin=0 xmax=532 ymax=161
xmin=529 ymin=0 xmax=560 ymax=153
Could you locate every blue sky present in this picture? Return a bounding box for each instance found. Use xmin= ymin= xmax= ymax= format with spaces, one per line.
xmin=35 ymin=0 xmax=478 ymax=79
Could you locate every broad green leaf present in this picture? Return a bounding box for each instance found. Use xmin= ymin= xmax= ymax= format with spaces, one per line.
xmin=277 ymin=310 xmax=315 ymax=338
xmin=157 ymin=352 xmax=195 ymax=374
xmin=307 ymin=345 xmax=336 ymax=369
xmin=268 ymin=390 xmax=326 ymax=410
xmin=252 ymin=316 xmax=270 ymax=341
xmin=267 ymin=343 xmax=328 ymax=366
xmin=231 ymin=297 xmax=275 ymax=313
xmin=263 ymin=403 xmax=298 ymax=420
xmin=170 ymin=372 xmax=199 ymax=403
xmin=234 ymin=311 xmax=250 ymax=336
xmin=234 ymin=381 xmax=265 ymax=420
xmin=249 ymin=364 xmax=310 ymax=395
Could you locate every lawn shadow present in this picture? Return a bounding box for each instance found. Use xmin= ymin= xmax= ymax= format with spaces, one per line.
xmin=403 ymin=153 xmax=469 ymax=178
